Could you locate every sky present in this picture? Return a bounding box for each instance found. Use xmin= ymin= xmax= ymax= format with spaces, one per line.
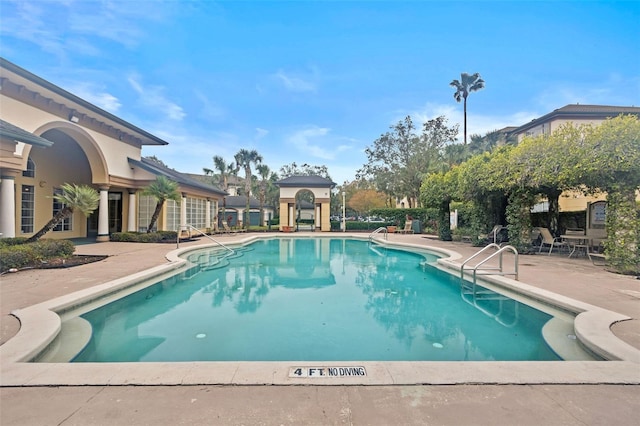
xmin=1 ymin=0 xmax=639 ymax=186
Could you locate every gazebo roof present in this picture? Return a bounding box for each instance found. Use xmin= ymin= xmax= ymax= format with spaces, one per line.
xmin=275 ymin=175 xmax=336 ymax=188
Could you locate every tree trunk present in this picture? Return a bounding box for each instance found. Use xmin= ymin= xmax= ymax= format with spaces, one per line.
xmin=439 ymin=198 xmax=452 ymax=241
xmin=147 ymin=200 xmax=165 ymax=233
xmin=545 ymin=189 xmax=562 ymax=236
xmin=463 ymin=96 xmax=468 ymax=145
xmin=26 ymin=207 xmax=73 ymax=243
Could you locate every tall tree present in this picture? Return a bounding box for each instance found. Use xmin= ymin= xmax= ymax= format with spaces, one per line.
xmin=234 ymin=149 xmax=263 ymax=228
xmin=348 ymin=189 xmax=387 ymax=216
xmin=450 ymin=72 xmax=485 ymax=144
xmin=143 ymin=176 xmax=181 ymax=233
xmin=255 ymin=164 xmax=275 ymax=226
xmin=26 ymin=183 xmax=100 ymax=243
xmin=358 ymin=115 xmax=457 ymax=207
xmin=204 ymin=155 xmax=235 ymax=229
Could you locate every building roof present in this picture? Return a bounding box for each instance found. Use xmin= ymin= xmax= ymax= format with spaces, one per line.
xmin=0 ymin=57 xmax=169 ymax=147
xmin=224 ymin=195 xmax=263 ymax=209
xmin=0 ymin=119 xmax=54 ymax=147
xmin=276 ymin=175 xmax=336 ymax=188
xmin=128 ymin=157 xmax=227 ymax=196
xmin=510 ymin=104 xmax=640 ymax=135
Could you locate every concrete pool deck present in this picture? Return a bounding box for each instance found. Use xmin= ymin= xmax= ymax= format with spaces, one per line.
xmin=1 ymin=233 xmax=639 ymax=425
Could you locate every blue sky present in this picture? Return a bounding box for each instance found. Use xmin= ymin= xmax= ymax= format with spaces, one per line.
xmin=1 ymin=1 xmax=639 ymax=185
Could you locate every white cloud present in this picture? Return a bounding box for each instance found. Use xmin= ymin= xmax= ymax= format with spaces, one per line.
xmin=194 ymin=91 xmax=226 ymax=120
xmin=287 ymin=126 xmax=334 ymax=159
xmin=127 ymin=73 xmax=186 ymax=121
xmin=255 ymin=128 xmax=269 ymax=140
xmin=274 ymin=70 xmax=317 ymax=93
xmin=70 ymin=83 xmax=121 ymax=113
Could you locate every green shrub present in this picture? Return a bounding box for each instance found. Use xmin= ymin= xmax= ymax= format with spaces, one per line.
xmin=110 ymin=231 xmax=178 ymax=243
xmin=0 ymin=237 xmax=29 ymax=247
xmin=0 ymin=239 xmax=75 ymax=272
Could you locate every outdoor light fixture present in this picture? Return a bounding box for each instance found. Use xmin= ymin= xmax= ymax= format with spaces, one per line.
xmin=69 ymin=113 xmax=80 ymax=123
xmin=342 ymin=191 xmax=346 ymax=232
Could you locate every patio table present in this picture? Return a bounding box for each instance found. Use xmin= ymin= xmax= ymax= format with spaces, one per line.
xmin=561 ymin=235 xmax=592 ymax=258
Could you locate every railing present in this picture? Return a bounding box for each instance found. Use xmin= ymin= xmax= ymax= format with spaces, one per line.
xmin=177 ymin=224 xmax=234 ymax=255
xmin=369 ymin=226 xmax=388 ymax=241
xmin=460 ymin=243 xmax=519 ymax=289
xmin=460 ymin=243 xmax=501 ymax=279
xmin=459 ymin=244 xmax=520 ymax=327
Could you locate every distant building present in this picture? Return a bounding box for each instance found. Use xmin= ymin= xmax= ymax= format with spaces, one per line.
xmin=509 ymin=104 xmax=640 ymax=143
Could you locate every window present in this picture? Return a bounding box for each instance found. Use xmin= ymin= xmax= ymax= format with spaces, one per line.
xmin=165 ymin=199 xmax=179 ymax=231
xmin=21 ymin=185 xmax=34 ymax=233
xmin=137 ymin=195 xmax=180 ymax=232
xmin=186 ymin=197 xmax=206 ymax=229
xmin=137 ymin=194 xmax=155 ymax=232
xmin=53 ymin=188 xmax=72 ymax=231
xmin=22 ymin=157 xmax=35 ymax=178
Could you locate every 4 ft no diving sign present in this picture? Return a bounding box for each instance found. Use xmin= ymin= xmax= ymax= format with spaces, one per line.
xmin=289 ymin=366 xmax=367 ymax=378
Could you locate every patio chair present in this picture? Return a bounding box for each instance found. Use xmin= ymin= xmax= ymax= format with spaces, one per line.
xmin=221 ymin=219 xmax=246 ymax=234
xmin=396 ymin=220 xmax=414 ymax=234
xmin=536 ymin=227 xmax=568 ymax=255
xmin=479 ymin=225 xmax=507 ymax=245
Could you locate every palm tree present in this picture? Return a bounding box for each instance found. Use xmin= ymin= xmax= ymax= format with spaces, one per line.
xmin=26 ymin=183 xmax=100 ymax=243
xmin=450 ymin=72 xmax=485 ymax=144
xmin=234 ymin=149 xmax=263 ymax=228
xmin=204 ymin=155 xmax=235 ymax=230
xmin=143 ymin=175 xmax=181 ymax=233
xmin=255 ymin=164 xmax=272 ymax=226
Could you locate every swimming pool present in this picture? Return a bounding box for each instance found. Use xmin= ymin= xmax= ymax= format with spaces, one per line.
xmin=70 ymin=238 xmax=564 ymax=362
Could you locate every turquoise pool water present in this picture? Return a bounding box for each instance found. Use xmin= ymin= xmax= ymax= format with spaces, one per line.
xmin=72 ymin=238 xmax=561 ymax=362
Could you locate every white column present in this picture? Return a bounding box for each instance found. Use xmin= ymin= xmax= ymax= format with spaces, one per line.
xmin=315 ymin=204 xmax=321 ymax=229
xmin=127 ymin=190 xmax=137 ymax=232
xmin=288 ymin=205 xmax=294 ymax=227
xmin=96 ymin=186 xmax=109 ymax=242
xmin=205 ymin=199 xmax=211 ymax=230
xmin=0 ymin=174 xmax=16 ymax=238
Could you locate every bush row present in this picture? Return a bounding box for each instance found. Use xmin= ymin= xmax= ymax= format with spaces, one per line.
xmin=0 ymin=239 xmax=75 ymax=272
xmin=109 ymin=231 xmax=178 ymax=243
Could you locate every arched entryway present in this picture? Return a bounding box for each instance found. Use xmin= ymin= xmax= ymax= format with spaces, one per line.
xmin=275 ymin=175 xmax=335 ymax=232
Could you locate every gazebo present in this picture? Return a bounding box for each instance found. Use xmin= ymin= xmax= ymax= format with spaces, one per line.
xmin=275 ymin=175 xmax=336 ymax=232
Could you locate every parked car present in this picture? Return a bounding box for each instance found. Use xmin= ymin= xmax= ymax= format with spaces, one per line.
xmin=366 ymin=216 xmax=385 ymax=223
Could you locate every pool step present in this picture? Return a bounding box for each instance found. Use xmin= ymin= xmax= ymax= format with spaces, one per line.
xmin=191 ymin=246 xmax=254 ymax=271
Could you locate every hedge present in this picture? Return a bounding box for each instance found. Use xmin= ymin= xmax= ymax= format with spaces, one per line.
xmin=0 ymin=238 xmax=75 ymax=272
xmin=110 ymin=231 xmax=178 ymax=243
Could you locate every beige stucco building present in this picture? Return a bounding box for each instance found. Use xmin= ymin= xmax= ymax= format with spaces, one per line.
xmin=0 ymin=58 xmax=226 ymax=241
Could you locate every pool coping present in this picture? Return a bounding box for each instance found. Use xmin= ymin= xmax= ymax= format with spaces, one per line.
xmin=2 ymin=234 xmax=639 ymax=386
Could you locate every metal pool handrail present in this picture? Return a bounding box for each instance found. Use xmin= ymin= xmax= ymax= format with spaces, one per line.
xmin=177 ymin=224 xmax=234 ymax=254
xmin=369 ymin=226 xmax=388 ymax=241
xmin=460 ymin=243 xmax=519 ymax=282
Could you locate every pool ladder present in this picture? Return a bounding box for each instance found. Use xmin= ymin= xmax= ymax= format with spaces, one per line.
xmin=459 ymin=244 xmax=520 ymax=327
xmin=460 ymin=243 xmax=519 ymax=292
xmin=369 ymin=226 xmax=388 ymax=241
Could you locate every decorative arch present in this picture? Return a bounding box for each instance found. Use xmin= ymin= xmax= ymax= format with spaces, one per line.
xmin=275 ymin=175 xmax=336 ymax=232
xmin=31 ymin=121 xmax=109 ymax=183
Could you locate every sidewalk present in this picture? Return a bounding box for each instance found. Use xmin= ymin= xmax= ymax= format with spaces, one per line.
xmin=1 ymin=234 xmax=639 ymax=425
